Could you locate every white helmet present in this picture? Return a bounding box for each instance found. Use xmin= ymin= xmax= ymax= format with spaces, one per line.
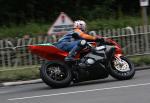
xmin=74 ymin=20 xmax=86 ymax=31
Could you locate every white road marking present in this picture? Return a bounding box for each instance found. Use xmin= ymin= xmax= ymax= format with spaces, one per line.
xmin=8 ymin=82 xmax=150 ymax=101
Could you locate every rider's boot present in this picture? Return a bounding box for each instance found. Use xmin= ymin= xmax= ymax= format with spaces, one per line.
xmin=65 ymin=40 xmax=87 ymax=62
xmin=65 ymin=45 xmax=82 ymax=62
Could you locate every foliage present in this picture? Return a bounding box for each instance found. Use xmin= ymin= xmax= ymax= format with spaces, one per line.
xmin=0 ymin=0 xmax=142 ymax=25
xmin=0 ymin=22 xmax=50 ymax=38
xmin=0 ymin=16 xmax=147 ymax=38
xmin=87 ymin=16 xmax=143 ymax=30
xmin=0 ymin=0 xmax=149 ymax=38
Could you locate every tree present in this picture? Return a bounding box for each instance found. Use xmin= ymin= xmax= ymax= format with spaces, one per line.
xmin=0 ymin=0 xmax=142 ymax=25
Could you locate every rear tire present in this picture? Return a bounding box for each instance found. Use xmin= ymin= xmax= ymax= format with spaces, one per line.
xmin=40 ymin=61 xmax=72 ymax=88
xmin=109 ymin=56 xmax=135 ymax=80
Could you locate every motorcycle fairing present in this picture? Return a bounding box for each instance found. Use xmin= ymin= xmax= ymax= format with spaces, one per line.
xmin=28 ymin=43 xmax=68 ymax=61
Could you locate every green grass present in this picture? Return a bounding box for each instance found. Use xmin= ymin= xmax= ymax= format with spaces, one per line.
xmin=0 ymin=66 xmax=40 ymax=83
xmin=129 ymin=55 xmax=150 ymax=67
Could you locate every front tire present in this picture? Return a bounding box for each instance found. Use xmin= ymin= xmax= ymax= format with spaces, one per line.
xmin=109 ymin=56 xmax=135 ymax=80
xmin=40 ymin=61 xmax=72 ymax=88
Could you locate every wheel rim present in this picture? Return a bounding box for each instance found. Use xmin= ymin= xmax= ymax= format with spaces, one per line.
xmin=113 ymin=58 xmax=130 ymax=72
xmin=46 ymin=64 xmax=67 ymax=81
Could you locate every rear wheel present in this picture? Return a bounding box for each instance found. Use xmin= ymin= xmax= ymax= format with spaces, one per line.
xmin=109 ymin=56 xmax=135 ymax=80
xmin=40 ymin=61 xmax=72 ymax=88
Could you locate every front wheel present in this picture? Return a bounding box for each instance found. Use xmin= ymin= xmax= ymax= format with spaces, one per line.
xmin=40 ymin=61 xmax=72 ymax=88
xmin=109 ymin=56 xmax=135 ymax=80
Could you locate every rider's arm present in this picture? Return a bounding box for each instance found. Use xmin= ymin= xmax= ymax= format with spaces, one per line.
xmin=75 ymin=29 xmax=96 ymax=40
xmin=80 ymin=32 xmax=96 ymax=40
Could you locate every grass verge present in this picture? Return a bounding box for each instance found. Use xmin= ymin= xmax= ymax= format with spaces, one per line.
xmin=129 ymin=55 xmax=150 ymax=67
xmin=0 ymin=66 xmax=40 ymax=83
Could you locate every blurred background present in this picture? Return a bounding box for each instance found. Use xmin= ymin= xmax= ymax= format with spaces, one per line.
xmin=0 ymin=0 xmax=149 ymax=38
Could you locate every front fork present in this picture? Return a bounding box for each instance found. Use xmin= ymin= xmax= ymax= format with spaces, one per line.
xmin=105 ymin=45 xmax=123 ymax=70
xmin=114 ymin=56 xmax=123 ymax=65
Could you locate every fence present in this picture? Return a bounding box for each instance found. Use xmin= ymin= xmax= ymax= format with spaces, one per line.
xmin=0 ymin=25 xmax=150 ymax=68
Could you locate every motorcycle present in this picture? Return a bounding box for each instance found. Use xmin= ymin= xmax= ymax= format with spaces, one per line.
xmin=28 ymin=37 xmax=135 ymax=88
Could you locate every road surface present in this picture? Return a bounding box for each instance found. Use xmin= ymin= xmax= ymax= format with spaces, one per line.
xmin=0 ymin=69 xmax=150 ymax=103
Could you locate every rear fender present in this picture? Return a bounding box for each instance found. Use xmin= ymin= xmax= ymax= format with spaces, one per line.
xmin=28 ymin=43 xmax=68 ymax=61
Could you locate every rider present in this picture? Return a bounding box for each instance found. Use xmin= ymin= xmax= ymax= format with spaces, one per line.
xmin=56 ymin=20 xmax=103 ymax=61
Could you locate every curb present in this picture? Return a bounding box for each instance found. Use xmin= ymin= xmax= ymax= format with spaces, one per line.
xmin=0 ymin=67 xmax=150 ymax=87
xmin=0 ymin=79 xmax=42 ymax=87
xmin=135 ymin=66 xmax=150 ymax=71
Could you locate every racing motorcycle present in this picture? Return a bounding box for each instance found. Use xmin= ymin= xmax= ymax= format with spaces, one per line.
xmin=28 ymin=37 xmax=135 ymax=88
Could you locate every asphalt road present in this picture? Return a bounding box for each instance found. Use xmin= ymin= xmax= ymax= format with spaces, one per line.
xmin=0 ymin=69 xmax=150 ymax=103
